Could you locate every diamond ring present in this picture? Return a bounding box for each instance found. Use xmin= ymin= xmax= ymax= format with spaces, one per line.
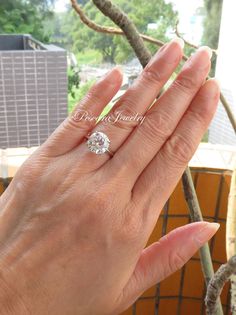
xmin=86 ymin=131 xmax=114 ymax=156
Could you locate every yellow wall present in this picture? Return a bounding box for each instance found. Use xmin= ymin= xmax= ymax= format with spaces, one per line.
xmin=121 ymin=168 xmax=232 ymax=315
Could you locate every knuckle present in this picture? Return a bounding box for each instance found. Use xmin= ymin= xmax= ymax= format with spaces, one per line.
xmin=140 ymin=111 xmax=172 ymax=143
xmin=188 ymin=108 xmax=206 ymax=126
xmin=111 ymin=102 xmax=139 ymax=131
xmin=163 ymin=133 xmax=195 ymax=167
xmin=173 ymin=73 xmax=199 ymax=94
xmin=67 ymin=109 xmax=95 ymax=131
xmin=141 ymin=67 xmax=163 ymax=86
xmin=118 ymin=208 xmax=143 ymax=243
xmin=168 ymin=251 xmax=186 ymax=274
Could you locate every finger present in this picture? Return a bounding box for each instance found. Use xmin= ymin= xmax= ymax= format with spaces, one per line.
xmin=112 ymin=46 xmax=212 ymax=185
xmin=132 ymin=79 xmax=220 ymax=217
xmin=40 ymin=67 xmax=123 ymax=157
xmin=75 ymin=38 xmax=184 ymax=167
xmin=120 ymin=222 xmax=219 ymax=309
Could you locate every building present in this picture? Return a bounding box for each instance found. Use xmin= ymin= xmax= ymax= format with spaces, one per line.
xmin=209 ymin=0 xmax=236 ymax=145
xmin=0 ymin=34 xmax=67 ymax=149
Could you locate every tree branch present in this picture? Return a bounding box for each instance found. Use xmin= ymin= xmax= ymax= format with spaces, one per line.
xmin=92 ymin=0 xmax=152 ymax=67
xmin=70 ymin=0 xmax=165 ymax=49
xmin=205 ymin=255 xmax=236 ymax=314
xmin=220 ymin=92 xmax=236 ymax=133
xmin=182 ymin=168 xmax=219 ymax=284
xmin=70 ymin=0 xmax=236 ymax=134
xmin=174 ymin=20 xmax=218 ymax=55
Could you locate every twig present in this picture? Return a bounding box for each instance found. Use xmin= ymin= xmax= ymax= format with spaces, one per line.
xmin=175 ymin=20 xmax=218 ymax=55
xmin=70 ymin=0 xmax=236 ymax=135
xmin=205 ymin=255 xmax=236 ymax=314
xmin=182 ymin=168 xmax=223 ymax=315
xmin=70 ymin=0 xmax=164 ymax=50
xmin=175 ymin=20 xmax=198 ymax=50
xmin=89 ymin=0 xmax=224 ymax=313
xmin=92 ymin=0 xmax=152 ymax=67
xmin=220 ymin=92 xmax=236 ymax=133
xmin=226 ymin=167 xmax=236 ymax=314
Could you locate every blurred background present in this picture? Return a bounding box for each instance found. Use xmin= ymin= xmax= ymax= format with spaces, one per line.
xmin=0 ymin=0 xmax=235 ymax=146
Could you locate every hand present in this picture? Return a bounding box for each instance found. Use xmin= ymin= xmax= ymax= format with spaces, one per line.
xmin=0 ymin=39 xmax=220 ymax=315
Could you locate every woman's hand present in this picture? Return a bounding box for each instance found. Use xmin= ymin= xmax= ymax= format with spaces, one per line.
xmin=0 ymin=39 xmax=220 ymax=315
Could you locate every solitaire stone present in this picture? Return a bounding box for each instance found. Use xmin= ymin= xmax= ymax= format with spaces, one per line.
xmin=87 ymin=132 xmax=110 ymax=154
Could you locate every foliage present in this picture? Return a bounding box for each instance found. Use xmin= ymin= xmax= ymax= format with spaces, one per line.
xmin=68 ymin=79 xmax=95 ymax=113
xmin=76 ymin=49 xmax=103 ymax=66
xmin=68 ymin=66 xmax=81 ymax=99
xmin=0 ymin=0 xmax=55 ymax=42
xmin=51 ymin=0 xmax=178 ymax=63
xmin=200 ymin=0 xmax=223 ymax=75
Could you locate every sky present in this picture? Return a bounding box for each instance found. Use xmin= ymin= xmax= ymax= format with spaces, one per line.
xmin=54 ymin=0 xmax=204 ymax=43
xmin=54 ymin=0 xmax=68 ymax=12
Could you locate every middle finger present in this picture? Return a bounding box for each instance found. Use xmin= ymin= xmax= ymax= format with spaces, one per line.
xmin=110 ymin=46 xmax=212 ymax=185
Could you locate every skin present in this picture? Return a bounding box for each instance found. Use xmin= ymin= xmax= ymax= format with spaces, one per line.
xmin=0 ymin=38 xmax=221 ymax=315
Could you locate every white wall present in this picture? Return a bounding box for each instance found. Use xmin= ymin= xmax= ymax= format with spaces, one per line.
xmin=209 ymin=0 xmax=236 ymax=145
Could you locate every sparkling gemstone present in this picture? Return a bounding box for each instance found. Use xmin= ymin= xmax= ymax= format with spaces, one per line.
xmin=87 ymin=132 xmax=110 ymax=154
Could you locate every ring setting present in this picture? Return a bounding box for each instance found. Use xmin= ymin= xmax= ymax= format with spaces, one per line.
xmin=86 ymin=131 xmax=113 ymax=156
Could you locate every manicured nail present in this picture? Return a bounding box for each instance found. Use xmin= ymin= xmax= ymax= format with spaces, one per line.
xmin=171 ymin=37 xmax=185 ymax=49
xmin=194 ymin=222 xmax=220 ymax=245
xmin=183 ymin=46 xmax=212 ymax=71
xmin=149 ymin=38 xmax=183 ymax=67
xmin=197 ymin=46 xmax=213 ymax=59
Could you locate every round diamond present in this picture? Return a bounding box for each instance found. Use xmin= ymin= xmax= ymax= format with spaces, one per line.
xmin=87 ymin=132 xmax=110 ymax=154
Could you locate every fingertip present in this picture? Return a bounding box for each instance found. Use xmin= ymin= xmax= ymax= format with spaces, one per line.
xmin=193 ymin=222 xmax=220 ymax=246
xmin=197 ymin=46 xmax=213 ymax=60
xmin=97 ymin=66 xmax=123 ymax=87
xmin=199 ymin=78 xmax=221 ymax=100
xmin=171 ymin=37 xmax=185 ymax=50
xmin=207 ymin=77 xmax=221 ymax=94
xmin=108 ymin=66 xmax=124 ymax=85
xmin=113 ymin=65 xmax=123 ymax=76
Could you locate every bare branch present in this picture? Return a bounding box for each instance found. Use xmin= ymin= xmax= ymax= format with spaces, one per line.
xmin=70 ymin=0 xmax=165 ymax=48
xmin=92 ymin=0 xmax=152 ymax=67
xmin=70 ymin=0 xmax=236 ymax=135
xmin=220 ymin=92 xmax=236 ymax=133
xmin=175 ymin=19 xmax=198 ymax=49
xmin=205 ymin=255 xmax=236 ymax=314
xmin=175 ymin=20 xmax=218 ymax=55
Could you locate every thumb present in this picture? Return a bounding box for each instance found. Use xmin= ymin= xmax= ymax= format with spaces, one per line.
xmin=120 ymin=222 xmax=219 ymax=310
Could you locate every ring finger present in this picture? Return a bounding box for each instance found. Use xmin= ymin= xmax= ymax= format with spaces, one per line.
xmin=74 ymin=38 xmax=184 ymax=168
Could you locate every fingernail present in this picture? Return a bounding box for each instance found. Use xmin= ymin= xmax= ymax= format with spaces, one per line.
xmin=183 ymin=46 xmax=212 ymax=71
xmin=171 ymin=37 xmax=185 ymax=49
xmin=194 ymin=222 xmax=220 ymax=245
xmin=197 ymin=46 xmax=213 ymax=59
xmin=149 ymin=38 xmax=183 ymax=67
